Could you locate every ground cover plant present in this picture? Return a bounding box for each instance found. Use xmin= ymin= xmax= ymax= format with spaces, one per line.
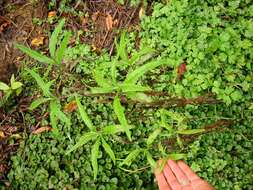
xmin=0 ymin=0 xmax=253 ymax=190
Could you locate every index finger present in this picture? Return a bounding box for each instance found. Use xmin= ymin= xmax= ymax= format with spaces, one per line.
xmin=155 ymin=168 xmax=171 ymax=190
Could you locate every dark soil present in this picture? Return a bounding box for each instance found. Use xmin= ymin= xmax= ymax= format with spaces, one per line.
xmin=0 ymin=0 xmax=48 ymax=83
xmin=0 ymin=0 xmax=48 ymax=181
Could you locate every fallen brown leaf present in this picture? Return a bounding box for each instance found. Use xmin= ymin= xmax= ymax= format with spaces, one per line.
xmin=32 ymin=126 xmax=52 ymax=135
xmin=0 ymin=131 xmax=5 ymax=138
xmin=31 ymin=36 xmax=45 ymax=47
xmin=105 ymin=14 xmax=113 ymax=31
xmin=48 ymin=11 xmax=57 ymax=19
xmin=64 ymin=101 xmax=77 ymax=113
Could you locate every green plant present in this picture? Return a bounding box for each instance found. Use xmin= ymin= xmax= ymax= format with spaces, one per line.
xmin=15 ymin=19 xmax=71 ymax=76
xmin=66 ymin=96 xmax=133 ymax=180
xmin=91 ymin=33 xmax=170 ymax=105
xmin=0 ymin=74 xmax=23 ymax=107
xmin=27 ymin=69 xmax=70 ymax=136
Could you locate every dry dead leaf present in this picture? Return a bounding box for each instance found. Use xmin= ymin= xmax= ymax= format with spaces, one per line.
xmin=31 ymin=36 xmax=45 ymax=47
xmin=81 ymin=16 xmax=87 ymax=26
xmin=64 ymin=101 xmax=77 ymax=113
xmin=105 ymin=14 xmax=113 ymax=31
xmin=32 ymin=126 xmax=52 ymax=135
xmin=91 ymin=44 xmax=101 ymax=54
xmin=0 ymin=22 xmax=10 ymax=33
xmin=48 ymin=11 xmax=57 ymax=18
xmin=0 ymin=131 xmax=5 ymax=138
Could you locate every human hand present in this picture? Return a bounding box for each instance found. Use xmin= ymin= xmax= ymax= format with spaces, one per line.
xmin=155 ymin=160 xmax=215 ymax=190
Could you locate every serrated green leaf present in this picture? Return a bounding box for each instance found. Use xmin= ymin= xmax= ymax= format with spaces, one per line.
xmin=49 ymin=19 xmax=65 ymax=57
xmin=102 ymin=125 xmax=124 ymax=135
xmin=66 ymin=132 xmax=98 ymax=154
xmin=0 ymin=82 xmax=10 ymax=91
xmin=101 ymin=137 xmax=116 ymax=164
xmin=120 ymin=84 xmax=151 ymax=93
xmin=76 ymin=96 xmax=95 ymax=131
xmin=26 ymin=69 xmax=53 ymax=97
xmin=49 ymin=100 xmax=59 ymax=136
xmin=120 ymin=149 xmax=142 ymax=166
xmin=177 ymin=129 xmax=205 ymax=135
xmin=15 ymin=44 xmax=54 ymax=64
xmin=113 ymin=96 xmax=132 ymax=141
xmin=124 ymin=59 xmax=166 ymax=84
xmin=29 ymin=97 xmax=51 ymax=110
xmin=147 ymin=128 xmax=161 ymax=146
xmin=57 ymin=108 xmax=71 ymax=127
xmin=167 ymin=153 xmax=186 ymax=160
xmin=91 ymin=139 xmax=101 ymax=180
xmin=56 ymin=31 xmax=71 ymax=64
xmin=146 ymin=151 xmax=156 ymax=168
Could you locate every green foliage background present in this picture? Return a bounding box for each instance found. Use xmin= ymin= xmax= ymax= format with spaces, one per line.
xmin=2 ymin=0 xmax=253 ymax=190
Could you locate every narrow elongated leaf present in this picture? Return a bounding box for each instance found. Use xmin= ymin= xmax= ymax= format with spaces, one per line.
xmin=66 ymin=132 xmax=98 ymax=154
xmin=167 ymin=153 xmax=186 ymax=161
xmin=15 ymin=44 xmax=54 ymax=64
xmin=120 ymin=149 xmax=142 ymax=166
xmin=120 ymin=84 xmax=151 ymax=93
xmin=124 ymin=59 xmax=166 ymax=84
xmin=91 ymin=139 xmax=101 ymax=180
xmin=102 ymin=125 xmax=134 ymax=135
xmin=116 ymin=32 xmax=128 ymax=61
xmin=91 ymin=87 xmax=115 ymax=94
xmin=57 ymin=108 xmax=71 ymax=126
xmin=177 ymin=129 xmax=205 ymax=135
xmin=26 ymin=69 xmax=53 ymax=97
xmin=147 ymin=128 xmax=161 ymax=146
xmin=56 ymin=31 xmax=71 ymax=64
xmin=113 ymin=96 xmax=131 ymax=141
xmin=0 ymin=82 xmax=10 ymax=91
xmin=76 ymin=96 xmax=95 ymax=131
xmin=129 ymin=47 xmax=155 ymax=65
xmin=176 ymin=135 xmax=183 ymax=148
xmin=111 ymin=60 xmax=117 ymax=83
xmin=102 ymin=125 xmax=124 ymax=135
xmin=49 ymin=19 xmax=65 ymax=57
xmin=101 ymin=137 xmax=116 ymax=164
xmin=10 ymin=75 xmax=15 ymax=85
xmin=49 ymin=100 xmax=59 ymax=136
xmin=29 ymin=97 xmax=51 ymax=110
xmin=146 ymin=151 xmax=156 ymax=168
